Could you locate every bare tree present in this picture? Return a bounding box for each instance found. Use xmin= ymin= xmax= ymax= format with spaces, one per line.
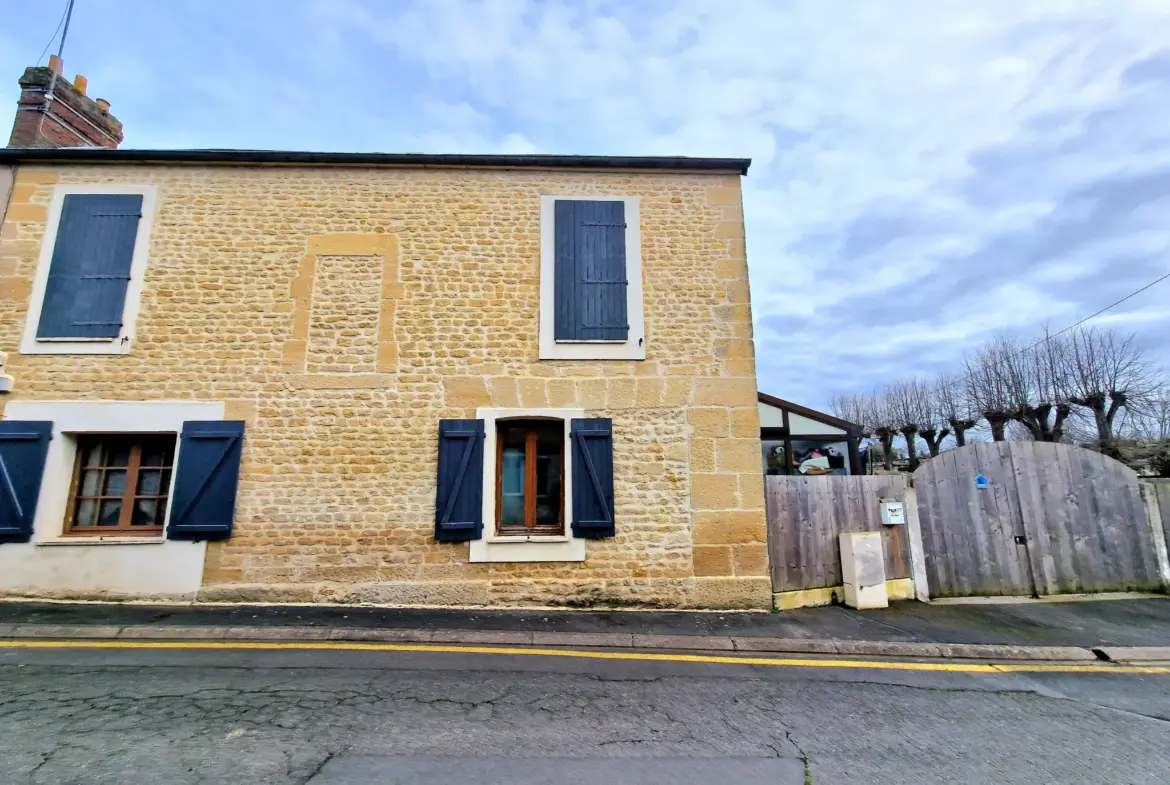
xmin=868 ymin=391 xmax=899 ymax=472
xmin=828 ymin=393 xmax=871 ymax=435
xmin=887 ymin=379 xmax=935 ymax=470
xmin=832 ymin=390 xmax=899 ymax=471
xmin=964 ymin=342 xmax=1014 ymax=441
xmin=936 ymin=372 xmax=978 ymax=447
xmin=1063 ymin=326 xmax=1159 ymax=459
xmin=1113 ymin=383 xmax=1170 ymax=476
xmin=1014 ymin=331 xmax=1073 ymax=442
xmin=1145 ymin=384 xmax=1170 ymax=441
xmin=965 ymin=333 xmax=1072 ymax=442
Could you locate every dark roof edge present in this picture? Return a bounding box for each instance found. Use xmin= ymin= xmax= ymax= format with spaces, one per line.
xmin=0 ymin=148 xmax=751 ymax=174
xmin=757 ymin=391 xmax=861 ymax=433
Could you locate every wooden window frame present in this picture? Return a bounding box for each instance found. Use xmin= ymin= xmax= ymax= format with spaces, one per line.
xmin=63 ymin=433 xmax=175 ymax=537
xmin=494 ymin=420 xmax=565 ymax=537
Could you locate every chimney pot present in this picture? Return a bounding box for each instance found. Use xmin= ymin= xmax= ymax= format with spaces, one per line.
xmin=95 ymin=98 xmax=110 ymax=113
xmin=48 ymin=55 xmax=63 ymax=75
xmin=74 ymin=75 xmax=87 ymax=95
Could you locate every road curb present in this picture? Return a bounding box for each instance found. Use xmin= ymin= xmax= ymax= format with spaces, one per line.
xmin=0 ymin=623 xmax=1146 ymax=662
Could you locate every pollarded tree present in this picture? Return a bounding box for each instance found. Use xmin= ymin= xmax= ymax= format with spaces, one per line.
xmin=936 ymin=372 xmax=979 ymax=447
xmin=965 ymin=333 xmax=1072 ymax=442
xmin=964 ymin=342 xmax=1014 ymax=441
xmin=1063 ymin=326 xmax=1161 ymax=459
xmin=887 ymin=379 xmax=934 ymax=471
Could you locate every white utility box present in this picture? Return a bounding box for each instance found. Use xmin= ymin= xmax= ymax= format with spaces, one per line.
xmin=839 ymin=531 xmax=888 ymax=609
xmin=880 ymin=499 xmax=905 ymax=525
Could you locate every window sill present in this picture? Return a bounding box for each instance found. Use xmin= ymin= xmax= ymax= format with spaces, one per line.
xmin=487 ymin=533 xmax=571 ymax=544
xmin=538 ymin=340 xmax=644 ymax=361
xmin=554 ymin=339 xmax=628 ymax=344
xmin=36 ymin=536 xmax=166 ymax=547
xmin=20 ymin=339 xmax=131 ymax=356
xmin=469 ymin=536 xmax=585 ymax=563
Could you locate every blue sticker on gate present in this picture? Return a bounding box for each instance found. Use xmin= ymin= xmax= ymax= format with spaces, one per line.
xmin=975 ymin=474 xmax=990 ymax=489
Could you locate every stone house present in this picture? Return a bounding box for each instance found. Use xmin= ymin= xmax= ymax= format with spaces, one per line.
xmin=0 ymin=63 xmax=768 ymax=609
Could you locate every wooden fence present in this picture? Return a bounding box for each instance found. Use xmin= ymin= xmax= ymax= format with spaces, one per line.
xmin=1150 ymin=480 xmax=1170 ymax=570
xmin=914 ymin=442 xmax=1164 ymax=597
xmin=764 ymin=474 xmax=911 ymax=593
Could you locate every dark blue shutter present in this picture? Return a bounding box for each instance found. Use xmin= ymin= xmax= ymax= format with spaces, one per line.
xmin=554 ymin=200 xmax=628 ymax=342
xmin=571 ymin=418 xmax=615 ymax=538
xmin=166 ymin=421 xmax=245 ymax=541
xmin=0 ymin=421 xmax=53 ymax=544
xmin=435 ymin=419 xmax=484 ymax=542
xmin=37 ymin=193 xmax=143 ymax=339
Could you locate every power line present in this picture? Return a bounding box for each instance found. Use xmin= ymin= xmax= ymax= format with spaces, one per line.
xmin=1026 ymin=269 xmax=1170 ymax=347
xmin=895 ymin=268 xmax=1170 ymax=402
xmin=36 ymin=1 xmax=72 ymax=66
xmin=34 ymin=0 xmax=76 ymax=146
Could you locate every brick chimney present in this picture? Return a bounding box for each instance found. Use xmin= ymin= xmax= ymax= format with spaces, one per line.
xmin=7 ymin=55 xmax=123 ymax=148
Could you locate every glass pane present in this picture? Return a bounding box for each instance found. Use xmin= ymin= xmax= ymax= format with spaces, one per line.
xmin=763 ymin=440 xmax=787 ymax=475
xmin=132 ymin=499 xmax=157 ymax=526
xmin=98 ymin=500 xmax=123 ymax=526
xmin=82 ymin=441 xmax=106 ymax=467
xmin=155 ymin=499 xmax=169 ymax=526
xmin=534 ymin=426 xmax=562 ymax=527
xmin=137 ymin=470 xmax=163 ymax=495
xmin=103 ymin=470 xmax=128 ymax=496
xmin=107 ymin=442 xmax=132 ymax=467
xmin=80 ymin=469 xmax=102 ymax=497
xmin=499 ymin=443 xmax=526 ymax=527
xmin=74 ymin=498 xmax=97 ymax=527
xmin=791 ymin=441 xmax=850 ymax=475
xmin=141 ymin=439 xmax=174 ymax=467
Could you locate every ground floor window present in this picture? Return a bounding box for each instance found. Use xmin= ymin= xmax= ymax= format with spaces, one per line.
xmin=763 ymin=438 xmax=851 ymax=475
xmin=496 ymin=419 xmax=564 ymax=536
xmin=65 ymin=434 xmax=176 ymax=535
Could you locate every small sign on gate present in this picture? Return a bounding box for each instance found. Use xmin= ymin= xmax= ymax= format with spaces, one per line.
xmin=975 ymin=474 xmax=990 ymax=489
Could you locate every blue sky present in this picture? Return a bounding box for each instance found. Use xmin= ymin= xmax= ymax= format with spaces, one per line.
xmin=4 ymin=0 xmax=1169 ymax=410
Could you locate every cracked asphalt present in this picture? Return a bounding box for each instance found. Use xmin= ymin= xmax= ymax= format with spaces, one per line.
xmin=2 ymin=646 xmax=1169 ymax=784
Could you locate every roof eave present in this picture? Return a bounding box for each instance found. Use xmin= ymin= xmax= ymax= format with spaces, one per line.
xmin=0 ymin=148 xmax=751 ymax=175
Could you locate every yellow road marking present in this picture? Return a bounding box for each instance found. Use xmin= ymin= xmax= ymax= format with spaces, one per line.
xmin=1 ymin=639 xmax=1168 ymax=675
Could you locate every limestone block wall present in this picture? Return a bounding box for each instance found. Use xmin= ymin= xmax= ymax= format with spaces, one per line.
xmin=0 ymin=163 xmax=768 ymax=608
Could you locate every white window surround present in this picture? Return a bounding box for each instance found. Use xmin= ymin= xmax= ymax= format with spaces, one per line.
xmin=470 ymin=407 xmax=586 ymax=563
xmin=0 ymin=401 xmax=222 ymax=599
xmin=3 ymin=400 xmax=222 ymax=542
xmin=538 ymin=195 xmax=644 ymax=361
xmin=20 ymin=184 xmax=160 ymax=356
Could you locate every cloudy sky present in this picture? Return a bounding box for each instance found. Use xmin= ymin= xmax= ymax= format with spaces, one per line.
xmin=3 ymin=0 xmax=1169 ymax=410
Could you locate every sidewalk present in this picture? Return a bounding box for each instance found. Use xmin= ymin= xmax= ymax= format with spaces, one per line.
xmin=2 ymin=596 xmax=1168 ymax=662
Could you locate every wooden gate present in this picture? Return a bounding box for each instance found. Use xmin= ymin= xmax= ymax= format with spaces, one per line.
xmin=765 ymin=474 xmax=911 ymax=592
xmin=913 ymin=442 xmax=1163 ymax=597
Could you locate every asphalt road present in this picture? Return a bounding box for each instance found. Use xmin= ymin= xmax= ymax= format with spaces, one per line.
xmin=2 ymin=644 xmax=1169 ymax=784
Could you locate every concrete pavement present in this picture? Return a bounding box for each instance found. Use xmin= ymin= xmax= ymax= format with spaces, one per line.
xmin=2 ymin=597 xmax=1168 ymax=661
xmin=2 ymin=643 xmax=1169 ymax=784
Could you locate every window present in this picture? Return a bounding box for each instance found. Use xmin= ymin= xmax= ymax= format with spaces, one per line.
xmin=761 ymin=438 xmax=852 ymax=476
xmin=496 ymin=420 xmax=564 ymax=536
xmin=21 ymin=185 xmax=157 ymax=356
xmin=65 ymin=434 xmax=175 ymax=535
xmin=539 ymin=195 xmax=644 ymax=361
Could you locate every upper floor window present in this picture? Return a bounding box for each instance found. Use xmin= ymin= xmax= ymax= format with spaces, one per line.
xmin=20 ymin=185 xmax=157 ymax=356
xmin=539 ymin=195 xmax=644 ymax=361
